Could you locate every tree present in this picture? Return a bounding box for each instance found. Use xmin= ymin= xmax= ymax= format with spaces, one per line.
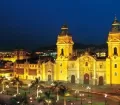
xmin=37 ymin=90 xmax=55 ymax=105
xmin=30 ymin=77 xmax=39 ymax=88
xmin=59 ymin=85 xmax=69 ymax=105
xmin=21 ymin=92 xmax=29 ymax=105
xmin=0 ymin=76 xmax=9 ymax=92
xmin=11 ymin=77 xmax=23 ymax=94
xmin=50 ymin=81 xmax=62 ymax=101
xmin=30 ymin=77 xmax=40 ymax=97
xmin=10 ymin=92 xmax=28 ymax=105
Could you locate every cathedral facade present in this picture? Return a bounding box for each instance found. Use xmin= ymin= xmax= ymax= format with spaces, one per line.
xmin=13 ymin=17 xmax=120 ymax=85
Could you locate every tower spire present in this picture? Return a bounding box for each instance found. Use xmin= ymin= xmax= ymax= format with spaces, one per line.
xmin=111 ymin=15 xmax=120 ymax=32
xmin=114 ymin=14 xmax=117 ymax=20
xmin=59 ymin=24 xmax=71 ymax=36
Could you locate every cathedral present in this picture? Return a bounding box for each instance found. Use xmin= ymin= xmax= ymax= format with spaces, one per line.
xmin=13 ymin=17 xmax=120 ymax=85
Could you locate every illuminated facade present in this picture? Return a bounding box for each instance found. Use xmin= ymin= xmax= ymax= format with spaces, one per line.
xmin=13 ymin=17 xmax=120 ymax=85
xmin=106 ymin=16 xmax=120 ymax=85
xmin=2 ymin=49 xmax=27 ymax=62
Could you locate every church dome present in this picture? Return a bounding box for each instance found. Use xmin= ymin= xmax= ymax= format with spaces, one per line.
xmin=59 ymin=24 xmax=71 ymax=36
xmin=112 ymin=16 xmax=120 ymax=25
xmin=111 ymin=16 xmax=120 ymax=32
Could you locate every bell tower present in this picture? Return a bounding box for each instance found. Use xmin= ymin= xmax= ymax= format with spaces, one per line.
xmin=56 ymin=24 xmax=74 ymax=59
xmin=107 ymin=16 xmax=120 ymax=57
xmin=55 ymin=24 xmax=74 ymax=81
xmin=106 ymin=16 xmax=120 ymax=85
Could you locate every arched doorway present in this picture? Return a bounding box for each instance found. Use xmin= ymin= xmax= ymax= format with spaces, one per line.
xmin=48 ymin=75 xmax=51 ymax=81
xmin=71 ymin=75 xmax=75 ymax=83
xmin=99 ymin=76 xmax=103 ymax=85
xmin=26 ymin=76 xmax=28 ymax=80
xmin=84 ymin=73 xmax=89 ymax=84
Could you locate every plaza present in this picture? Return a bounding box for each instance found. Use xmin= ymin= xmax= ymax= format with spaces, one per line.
xmin=0 ymin=77 xmax=120 ymax=105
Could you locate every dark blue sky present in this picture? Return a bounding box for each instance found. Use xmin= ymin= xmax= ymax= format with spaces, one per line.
xmin=0 ymin=0 xmax=120 ymax=50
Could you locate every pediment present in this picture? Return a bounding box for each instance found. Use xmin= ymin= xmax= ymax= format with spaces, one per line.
xmin=109 ymin=38 xmax=120 ymax=42
xmin=77 ymin=54 xmax=96 ymax=62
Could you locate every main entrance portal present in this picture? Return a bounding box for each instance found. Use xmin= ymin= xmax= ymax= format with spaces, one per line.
xmin=99 ymin=76 xmax=103 ymax=85
xmin=71 ymin=75 xmax=75 ymax=83
xmin=48 ymin=75 xmax=51 ymax=81
xmin=84 ymin=73 xmax=89 ymax=84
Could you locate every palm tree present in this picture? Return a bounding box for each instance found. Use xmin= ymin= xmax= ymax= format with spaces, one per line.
xmin=30 ymin=77 xmax=40 ymax=97
xmin=30 ymin=77 xmax=39 ymax=88
xmin=0 ymin=76 xmax=9 ymax=92
xmin=38 ymin=90 xmax=55 ymax=105
xmin=59 ymin=85 xmax=69 ymax=105
xmin=11 ymin=77 xmax=23 ymax=94
xmin=50 ymin=81 xmax=62 ymax=101
xmin=44 ymin=90 xmax=52 ymax=105
xmin=21 ymin=92 xmax=29 ymax=105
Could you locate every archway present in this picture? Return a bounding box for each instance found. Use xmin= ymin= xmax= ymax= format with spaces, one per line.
xmin=71 ymin=75 xmax=75 ymax=83
xmin=99 ymin=76 xmax=103 ymax=85
xmin=84 ymin=73 xmax=89 ymax=84
xmin=48 ymin=75 xmax=51 ymax=81
xmin=26 ymin=76 xmax=28 ymax=80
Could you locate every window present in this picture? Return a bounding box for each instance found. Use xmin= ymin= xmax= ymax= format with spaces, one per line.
xmin=114 ymin=47 xmax=117 ymax=55
xmin=60 ymin=63 xmax=62 ymax=66
xmin=114 ymin=64 xmax=117 ymax=68
xmin=115 ymin=72 xmax=117 ymax=76
xmin=61 ymin=49 xmax=64 ymax=56
xmin=85 ymin=62 xmax=88 ymax=66
xmin=100 ymin=65 xmax=102 ymax=68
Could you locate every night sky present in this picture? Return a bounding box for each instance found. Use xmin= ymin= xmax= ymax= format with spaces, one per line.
xmin=0 ymin=0 xmax=120 ymax=50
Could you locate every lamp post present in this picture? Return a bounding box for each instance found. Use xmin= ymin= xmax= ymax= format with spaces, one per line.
xmin=38 ymin=89 xmax=42 ymax=98
xmin=75 ymin=90 xmax=79 ymax=101
xmin=6 ymin=85 xmax=9 ymax=95
xmin=28 ymin=84 xmax=31 ymax=93
xmin=29 ymin=97 xmax=33 ymax=104
xmin=87 ymin=86 xmax=91 ymax=97
xmin=37 ymin=85 xmax=40 ymax=98
xmin=79 ymin=93 xmax=84 ymax=105
xmin=45 ymin=99 xmax=51 ymax=105
xmin=56 ymin=88 xmax=59 ymax=101
xmin=104 ymin=94 xmax=107 ymax=105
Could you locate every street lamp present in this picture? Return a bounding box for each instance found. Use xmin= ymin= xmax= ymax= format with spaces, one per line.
xmin=37 ymin=85 xmax=40 ymax=98
xmin=29 ymin=97 xmax=33 ymax=103
xmin=75 ymin=90 xmax=79 ymax=101
xmin=87 ymin=86 xmax=91 ymax=97
xmin=28 ymin=83 xmax=31 ymax=93
xmin=45 ymin=99 xmax=51 ymax=105
xmin=104 ymin=94 xmax=107 ymax=105
xmin=6 ymin=85 xmax=9 ymax=95
xmin=79 ymin=93 xmax=84 ymax=105
xmin=38 ymin=89 xmax=43 ymax=98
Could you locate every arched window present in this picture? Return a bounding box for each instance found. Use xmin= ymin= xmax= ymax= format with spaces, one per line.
xmin=115 ymin=72 xmax=117 ymax=76
xmin=85 ymin=62 xmax=88 ymax=66
xmin=114 ymin=47 xmax=117 ymax=55
xmin=114 ymin=64 xmax=117 ymax=68
xmin=61 ymin=49 xmax=64 ymax=56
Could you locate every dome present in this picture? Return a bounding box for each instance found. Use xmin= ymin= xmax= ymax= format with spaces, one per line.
xmin=59 ymin=24 xmax=71 ymax=36
xmin=112 ymin=16 xmax=120 ymax=25
xmin=61 ymin=24 xmax=68 ymax=30
xmin=111 ymin=16 xmax=120 ymax=32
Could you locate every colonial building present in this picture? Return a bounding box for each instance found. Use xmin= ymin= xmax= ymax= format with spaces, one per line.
xmin=13 ymin=17 xmax=120 ymax=85
xmin=2 ymin=49 xmax=27 ymax=62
